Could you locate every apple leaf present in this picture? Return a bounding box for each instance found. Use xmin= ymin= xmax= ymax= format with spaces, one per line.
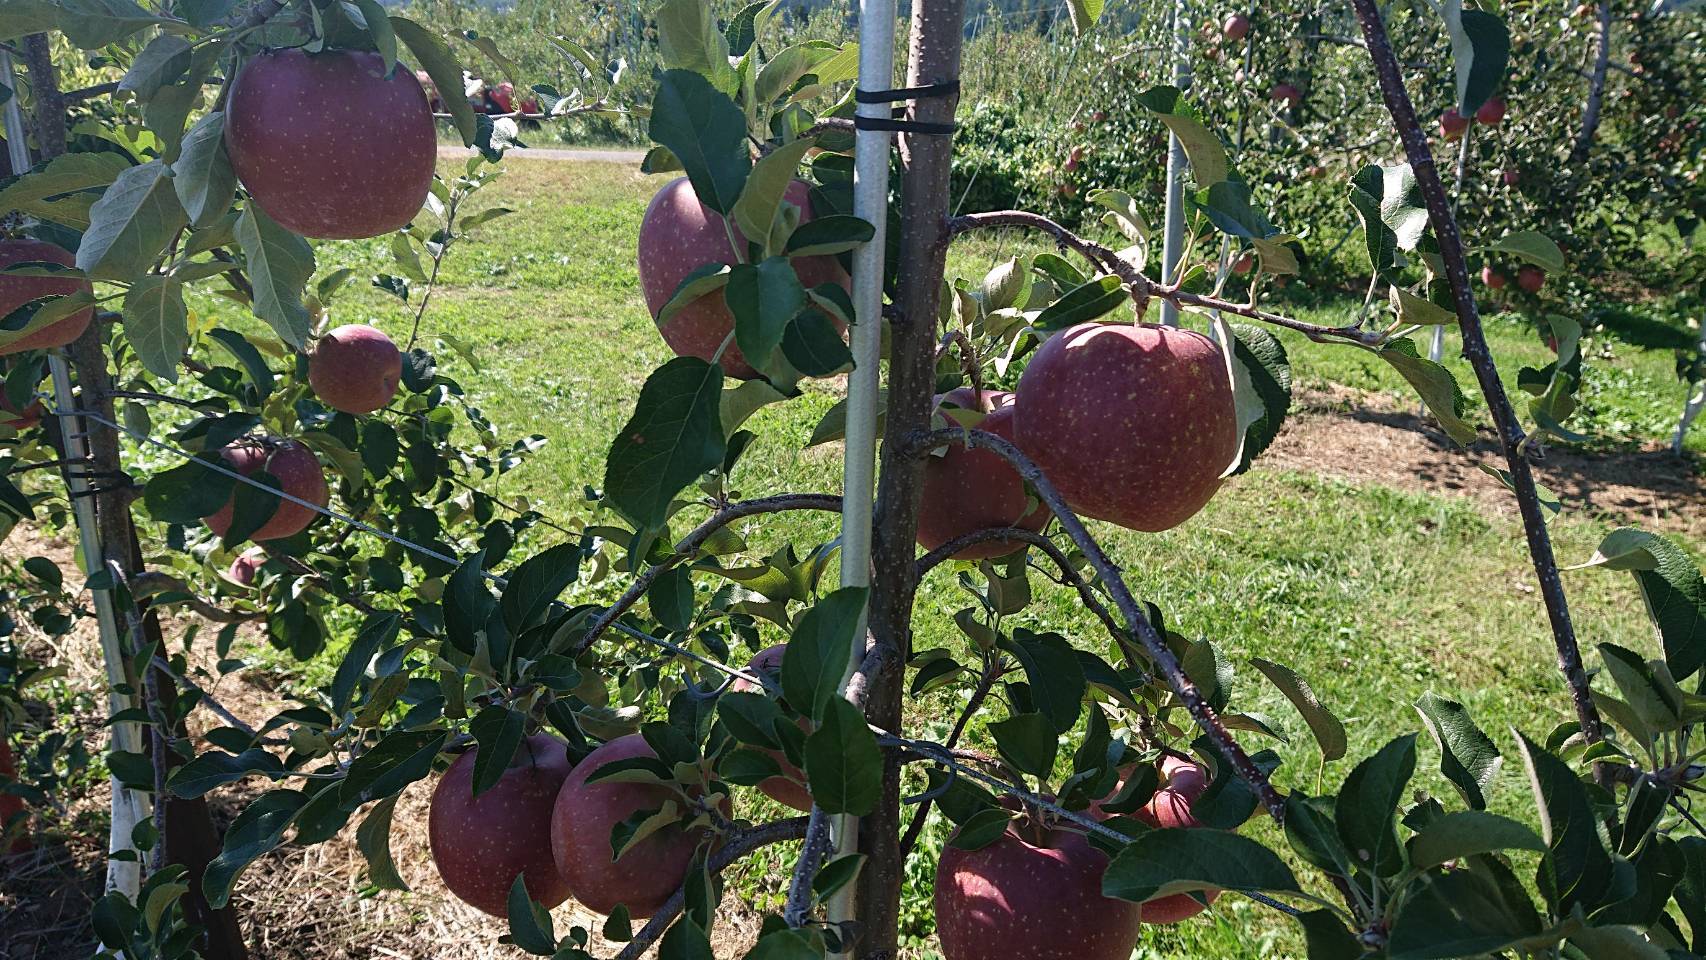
xmin=1388 ymin=866 xmax=1552 ymax=960
xmin=1334 ymin=734 xmax=1417 ymax=878
xmin=1033 ymin=275 xmax=1125 ymax=332
xmin=0 ymin=0 xmax=168 ymax=50
xmin=650 ymin=70 xmax=751 ymax=216
xmin=1252 ymin=657 xmax=1344 ymax=761
xmin=655 ymin=0 xmax=737 ymax=94
xmin=605 ymin=358 xmax=725 ymax=530
xmin=77 ymin=161 xmax=187 ymax=282
xmin=349 ymin=0 xmax=399 ymax=76
xmin=785 ymin=215 xmax=875 ymax=257
xmin=781 ymin=310 xmax=852 ymax=377
xmin=1485 ymin=230 xmax=1566 ymax=273
xmin=804 ymin=696 xmax=881 ymax=815
xmin=733 ymin=137 xmax=815 ymax=253
xmin=1135 ymin=86 xmax=1228 ymax=186
xmin=781 ymin=586 xmax=868 ymax=722
xmin=806 ymin=389 xmax=886 ymax=446
xmin=1000 ymin=631 xmax=1084 ymax=733
xmin=1447 ymin=8 xmax=1511 ymax=116
xmin=122 ymin=276 xmax=189 ymax=382
xmin=754 ymin=42 xmax=856 ymax=106
xmin=235 ymin=203 xmax=315 ymax=348
xmin=1415 ymin=691 xmax=1502 ymax=810
xmin=1217 ymin=321 xmax=1292 ymax=478
xmin=724 ymin=0 xmax=778 ymax=57
xmin=0 ymin=290 xmax=96 ymax=351
xmin=641 ymin=145 xmax=684 ymax=175
xmin=1377 ymin=338 xmax=1478 ymax=446
xmin=0 ymin=152 xmax=128 ymax=230
xmin=989 ymin=711 xmax=1057 ymax=778
xmin=172 ymin=112 xmax=237 ymax=229
xmin=117 ymin=34 xmax=191 ymax=99
xmin=468 ymin=706 xmax=525 ymax=798
xmin=391 ymin=16 xmax=477 ymax=146
xmin=143 ymin=454 xmax=235 ymax=524
xmin=1349 ymin=162 xmax=1428 ymax=275
xmin=656 ymin=263 xmax=732 ymax=328
xmin=1104 ymin=829 xmax=1301 ymax=904
xmin=725 ymin=257 xmax=807 ymax=372
xmin=1195 ymin=176 xmax=1276 ymax=240
xmin=1064 ymin=0 xmax=1106 ymax=33
xmin=355 ymin=794 xmax=409 ymax=892
xmin=202 ymin=789 xmax=308 ymax=908
xmin=506 ymin=874 xmax=558 ymax=955
xmin=1410 ymin=811 xmax=1546 ymax=869
xmin=1577 ymin=531 xmax=1706 ymax=680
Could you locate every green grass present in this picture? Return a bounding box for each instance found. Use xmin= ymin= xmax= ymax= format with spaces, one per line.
xmin=243 ymin=158 xmax=1699 ymax=957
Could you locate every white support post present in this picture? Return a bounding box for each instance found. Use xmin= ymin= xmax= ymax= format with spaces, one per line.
xmin=827 ymin=0 xmax=898 ymax=938
xmin=1158 ymin=0 xmax=1192 ymax=326
xmin=1674 ymin=323 xmax=1706 ymax=454
xmin=0 ymin=51 xmax=149 ymax=901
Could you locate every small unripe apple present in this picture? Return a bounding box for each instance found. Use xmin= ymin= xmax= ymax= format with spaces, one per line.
xmin=1481 ymin=266 xmax=1506 ymax=290
xmin=225 ymin=547 xmax=268 ymax=587
xmin=308 ymin=324 xmax=402 ymax=415
xmin=1015 ymin=323 xmax=1238 ymax=532
xmin=203 ymin=439 xmax=329 ymax=543
xmin=730 ymin=645 xmax=812 ymax=812
xmin=1223 ymin=13 xmax=1251 ymax=40
xmin=1475 ymin=97 xmax=1506 ymax=126
xmin=1517 ymin=265 xmax=1546 ymax=294
xmin=917 ymin=389 xmax=1049 ymax=560
xmin=1440 ymin=109 xmax=1469 ymax=139
xmin=0 ymin=239 xmax=94 ymax=357
xmin=550 ymin=734 xmax=727 ymax=917
xmin=1268 ymin=83 xmax=1302 ymax=106
xmin=430 ymin=735 xmax=575 ymax=917
xmin=935 ymin=820 xmax=1142 ymax=960
xmin=226 ymin=49 xmax=436 ymax=240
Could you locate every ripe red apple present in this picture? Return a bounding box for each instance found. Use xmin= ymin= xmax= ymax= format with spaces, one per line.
xmin=0 ymin=239 xmax=93 ymax=357
xmin=226 ymin=49 xmax=435 ymax=240
xmin=1231 ymin=252 xmax=1254 ymax=275
xmin=308 ymin=324 xmax=402 ymax=415
xmin=1481 ymin=266 xmax=1506 ymax=290
xmin=550 ymin=734 xmax=724 ymax=918
xmin=1062 ymin=156 xmax=1079 ymax=173
xmin=1517 ymin=265 xmax=1546 ymax=294
xmin=225 ymin=547 xmax=267 ymax=587
xmin=935 ymin=820 xmax=1142 ymax=960
xmin=203 ymin=438 xmax=329 ymax=543
xmin=1014 ymin=323 xmax=1238 ymax=533
xmin=429 ymin=734 xmax=574 ymax=917
xmin=1475 ymin=97 xmax=1506 ymax=126
xmin=730 ymin=644 xmax=813 ymax=812
xmin=1092 ymin=110 xmax=1108 ymax=122
xmin=916 ymin=389 xmax=1048 ymax=561
xmin=1502 ymin=167 xmax=1520 ymax=186
xmin=0 ymin=728 xmax=31 ymax=854
xmin=1440 ymin=109 xmax=1469 ymax=139
xmin=0 ymin=388 xmax=42 ymax=431
xmin=489 ymin=81 xmax=515 ymax=113
xmin=1268 ymin=83 xmax=1301 ymax=106
xmin=637 ymin=178 xmax=850 ymax=380
xmin=1202 ymin=45 xmax=1221 ymax=62
xmin=1223 ymin=13 xmax=1251 ymax=40
xmin=1132 ymin=753 xmax=1221 ymax=922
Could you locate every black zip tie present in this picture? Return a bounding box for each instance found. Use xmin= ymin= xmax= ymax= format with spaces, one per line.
xmin=853 ymin=81 xmax=959 ymax=103
xmin=853 ymin=81 xmax=959 ymax=135
xmin=854 ymin=115 xmax=957 ymax=135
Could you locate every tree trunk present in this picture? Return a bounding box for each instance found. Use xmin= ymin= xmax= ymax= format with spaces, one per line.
xmin=854 ymin=0 xmax=967 ymax=958
xmin=1570 ymin=0 xmax=1612 ymax=164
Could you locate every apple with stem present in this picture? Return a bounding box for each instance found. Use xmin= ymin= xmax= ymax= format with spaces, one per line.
xmin=308 ymin=324 xmax=403 ymax=416
xmin=226 ymin=49 xmax=436 ymax=240
xmin=1440 ymin=109 xmax=1469 ymax=140
xmin=1014 ymin=323 xmax=1238 ymax=533
xmin=0 ymin=239 xmax=93 ymax=357
xmin=1268 ymin=83 xmax=1302 ymax=106
xmin=1131 ymin=753 xmax=1222 ymax=922
xmin=202 ymin=439 xmax=329 ymax=544
xmin=1482 ymin=266 xmax=1506 ymax=290
xmin=1223 ymin=13 xmax=1251 ymax=40
xmin=637 ymin=178 xmax=849 ymax=380
xmin=225 ymin=547 xmax=268 ymax=587
xmin=917 ymin=389 xmax=1048 ymax=560
xmin=429 ymin=734 xmax=575 ymax=917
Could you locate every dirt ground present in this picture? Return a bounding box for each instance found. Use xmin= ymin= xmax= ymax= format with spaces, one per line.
xmin=1 ymin=393 xmax=1701 ymax=959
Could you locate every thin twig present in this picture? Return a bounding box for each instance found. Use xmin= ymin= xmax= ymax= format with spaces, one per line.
xmin=1346 ymin=0 xmax=1605 ymax=748
xmin=130 ymin=571 xmax=262 ymax=624
xmin=781 ymin=808 xmax=833 ymax=927
xmin=898 ymin=656 xmax=996 ymax=855
xmin=61 ymin=81 xmax=118 ymax=103
xmin=915 ymin=526 xmax=1124 ymax=647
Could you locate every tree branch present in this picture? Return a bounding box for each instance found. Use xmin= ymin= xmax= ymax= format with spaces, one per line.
xmin=130 ymin=572 xmax=262 ymax=624
xmin=573 ymin=494 xmax=842 ymax=655
xmin=1571 ymin=0 xmax=1613 ymax=164
xmin=915 ymin=525 xmax=1128 ymax=649
xmin=62 ymin=81 xmax=119 ymax=103
xmin=898 ymin=655 xmax=995 ymax=855
xmin=782 ymin=808 xmax=834 ymax=927
xmin=1346 ymin=0 xmax=1605 ymax=747
xmin=610 ymin=817 xmax=810 ymax=960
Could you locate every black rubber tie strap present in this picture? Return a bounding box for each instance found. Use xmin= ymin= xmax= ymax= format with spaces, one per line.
xmin=854 ymin=80 xmax=960 ymax=104
xmin=854 ymin=115 xmax=957 ymax=135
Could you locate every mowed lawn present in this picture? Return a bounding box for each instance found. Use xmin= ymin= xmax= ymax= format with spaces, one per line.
xmin=278 ymin=155 xmax=1697 ymax=958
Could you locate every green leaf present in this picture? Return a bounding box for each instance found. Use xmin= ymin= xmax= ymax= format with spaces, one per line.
xmin=392 ymin=17 xmax=476 ymax=145
xmin=605 ymin=358 xmax=725 ymax=530
xmin=166 ymin=748 xmax=285 ymax=798
xmin=1334 ymin=734 xmax=1417 ymax=878
xmin=1033 ymin=275 xmax=1126 ymax=331
xmin=803 ymin=697 xmax=881 ymax=815
xmin=726 ymin=258 xmax=807 ymax=374
xmin=1571 ymin=528 xmax=1705 ymax=680
xmin=172 ymin=112 xmax=236 ymax=229
xmin=745 ymin=927 xmax=823 ymax=960
xmin=733 ymin=139 xmax=815 ymax=252
xmin=506 ymin=874 xmax=558 ymax=955
xmin=655 ymin=0 xmax=736 ymax=93
xmin=460 ymin=30 xmax=519 ymax=82
xmin=1565 ymin=925 xmax=1668 ymax=960
xmin=1349 ymin=163 xmax=1427 ymax=274
xmin=1411 ymin=811 xmax=1547 ymax=869
xmin=1515 ymin=733 xmax=1618 ymax=915
xmin=469 ymin=706 xmax=526 ymax=797
xmin=355 ymin=794 xmax=409 ymax=891
xmin=648 ymin=566 xmax=695 ymax=632
xmin=235 ymin=203 xmax=315 ymax=348
xmin=1448 ymin=9 xmax=1511 ymax=116
xmin=1377 ymin=338 xmax=1478 ymax=446
xmin=1284 ymin=793 xmax=1354 ymax=876
xmin=1134 ymin=86 xmax=1228 ymax=186
xmin=1225 ymin=324 xmax=1292 ymax=477
xmin=1485 ymin=230 xmax=1565 ymax=274
xmin=781 ymin=586 xmax=868 ymax=722
xmin=0 ymin=152 xmax=129 ymax=230
xmin=143 ymin=454 xmax=235 ymax=524
xmin=1001 ymin=631 xmax=1085 ymax=733
xmin=659 ymin=918 xmax=714 ymax=960
xmin=499 ymin=542 xmax=582 ymax=635
xmin=649 ymin=70 xmax=751 ymax=216
xmin=76 ymin=160 xmax=187 ymax=282
xmin=445 ymin=550 xmax=495 ymax=654
xmin=657 ymin=263 xmax=733 ymax=329
xmin=1414 ymin=691 xmax=1501 ymax=810
xmin=1296 ymin=909 xmax=1364 ymax=960
xmin=1103 ymin=829 xmax=1300 ymax=904
xmin=1390 ymin=284 xmax=1457 ymax=327
xmin=203 ymin=789 xmax=308 ymax=908
xmin=781 ymin=310 xmax=852 ymax=377
xmin=784 ymin=215 xmax=874 ymax=257
xmin=753 ymin=42 xmax=854 ymax=106
xmin=1064 ymin=0 xmax=1105 ymax=32
xmin=1252 ymin=658 xmax=1344 ymax=762
xmin=332 ymin=612 xmax=397 ymax=716
xmin=1597 ymin=643 xmax=1684 ymax=733
xmin=946 ymin=807 xmax=1014 ymax=851
xmin=0 ymin=0 xmax=167 ymax=49
xmin=724 ymin=0 xmax=776 ymax=56
xmin=1388 ymin=866 xmax=1552 ymax=960
xmin=121 ymin=276 xmax=188 ymax=382
xmin=349 ymin=0 xmax=398 ymax=75
xmin=989 ymin=711 xmax=1057 ymax=778
xmin=812 ymin=853 xmax=864 ymax=901
xmin=222 ymin=469 xmax=282 ymax=547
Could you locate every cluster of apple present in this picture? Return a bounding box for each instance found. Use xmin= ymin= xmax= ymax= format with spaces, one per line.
xmin=1439 ymin=96 xmax=1507 ymax=141
xmin=1197 ymin=13 xmax=1252 ymax=63
xmin=1481 ymin=262 xmax=1546 ymax=295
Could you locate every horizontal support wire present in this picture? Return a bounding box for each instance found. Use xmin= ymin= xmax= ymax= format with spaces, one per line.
xmin=39 ymin=397 xmax=1302 ymax=921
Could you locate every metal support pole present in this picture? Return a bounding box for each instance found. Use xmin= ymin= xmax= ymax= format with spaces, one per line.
xmin=827 ymin=0 xmax=897 ymax=939
xmin=1159 ymin=0 xmax=1192 ymax=326
xmin=0 ymin=51 xmax=149 ymax=901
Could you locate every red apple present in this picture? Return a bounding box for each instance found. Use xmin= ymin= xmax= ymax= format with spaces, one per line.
xmin=1475 ymin=97 xmax=1507 ymax=126
xmin=1482 ymin=266 xmax=1506 ymax=290
xmin=1502 ymin=167 xmax=1520 ymax=186
xmin=308 ymin=324 xmax=402 ymax=415
xmin=1517 ymin=265 xmax=1546 ymax=294
xmin=225 ymin=547 xmax=268 ymax=587
xmin=429 ymin=734 xmax=574 ymax=917
xmin=730 ymin=644 xmax=813 ymax=812
xmin=489 ymin=81 xmax=515 ymax=114
xmin=0 ymin=239 xmax=93 ymax=357
xmin=1060 ymin=183 xmax=1079 ymax=198
xmin=935 ymin=820 xmax=1142 ymax=960
xmin=1092 ymin=110 xmax=1109 ymax=122
xmin=1440 ymin=109 xmax=1469 ymax=139
xmin=550 ymin=734 xmax=724 ymax=918
xmin=1132 ymin=753 xmax=1221 ymax=922
xmin=1223 ymin=13 xmax=1251 ymax=40
xmin=226 ymin=49 xmax=435 ymax=240
xmin=0 ymin=727 xmax=30 ymax=854
xmin=202 ymin=438 xmax=329 ymax=543
xmin=1014 ymin=324 xmax=1238 ymax=533
xmin=0 ymin=387 xmax=42 ymax=431
xmin=637 ymin=178 xmax=850 ymax=380
xmin=1268 ymin=83 xmax=1301 ymax=106
xmin=917 ymin=389 xmax=1049 ymax=561
xmin=1202 ymin=45 xmax=1221 ymax=62
xmin=1232 ymin=252 xmax=1254 ymax=275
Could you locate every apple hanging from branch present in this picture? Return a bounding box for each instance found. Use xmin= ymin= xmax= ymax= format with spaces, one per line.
xmin=731 ymin=645 xmax=813 ymax=812
xmin=202 ymin=439 xmax=329 ymax=543
xmin=0 ymin=239 xmax=94 ymax=356
xmin=429 ymin=735 xmax=576 ymax=917
xmin=917 ymin=389 xmax=1048 ymax=560
xmin=1131 ymin=754 xmax=1221 ymax=922
xmin=308 ymin=324 xmax=403 ymax=415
